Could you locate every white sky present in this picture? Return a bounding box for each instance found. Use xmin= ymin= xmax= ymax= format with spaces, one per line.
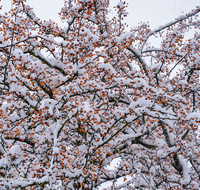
xmin=1 ymin=0 xmax=199 ymax=31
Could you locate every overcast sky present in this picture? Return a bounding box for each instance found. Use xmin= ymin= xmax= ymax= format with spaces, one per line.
xmin=1 ymin=0 xmax=199 ymax=31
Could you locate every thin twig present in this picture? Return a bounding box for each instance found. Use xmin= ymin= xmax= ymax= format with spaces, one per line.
xmin=164 ymin=54 xmax=187 ymax=78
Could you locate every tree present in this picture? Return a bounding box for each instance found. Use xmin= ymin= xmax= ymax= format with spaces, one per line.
xmin=0 ymin=0 xmax=200 ymax=189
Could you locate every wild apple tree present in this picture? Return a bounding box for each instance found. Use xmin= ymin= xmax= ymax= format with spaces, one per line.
xmin=0 ymin=0 xmax=200 ymax=189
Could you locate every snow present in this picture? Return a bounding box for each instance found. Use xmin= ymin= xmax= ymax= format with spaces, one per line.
xmin=8 ymin=145 xmax=21 ymax=155
xmin=153 ymin=104 xmax=176 ymax=118
xmin=165 ymin=126 xmax=176 ymax=146
xmin=9 ymin=83 xmax=27 ymax=96
xmin=178 ymin=156 xmax=191 ymax=184
xmin=186 ymin=112 xmax=200 ymax=120
xmin=98 ymin=62 xmax=117 ymax=75
xmin=134 ymin=177 xmax=147 ymax=188
xmin=81 ymin=101 xmax=93 ymax=112
xmin=125 ymin=115 xmax=138 ymax=123
xmin=117 ymin=2 xmax=124 ymax=9
xmin=157 ymin=146 xmax=179 ymax=158
xmin=0 ymin=34 xmax=4 ymax=43
xmin=39 ymin=99 xmax=57 ymax=115
xmin=115 ymin=32 xmax=133 ymax=43
xmin=129 ymin=97 xmax=151 ymax=109
xmin=0 ymin=179 xmax=35 ymax=189
xmin=0 ymin=157 xmax=10 ymax=167
xmin=132 ymin=77 xmax=149 ymax=88
xmin=80 ymin=28 xmax=100 ymax=43
xmin=190 ymin=181 xmax=199 ymax=189
xmin=178 ymin=80 xmax=187 ymax=89
xmin=150 ymin=63 xmax=162 ymax=70
xmin=47 ymin=121 xmax=62 ymax=188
